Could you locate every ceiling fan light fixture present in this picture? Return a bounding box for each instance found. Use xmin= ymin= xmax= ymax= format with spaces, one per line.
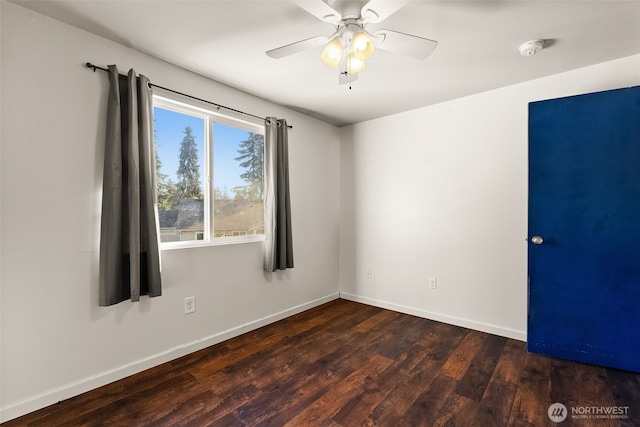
xmin=267 ymin=0 xmax=437 ymax=85
xmin=320 ymin=38 xmax=344 ymax=68
xmin=346 ymin=52 xmax=366 ymax=74
xmin=351 ymin=30 xmax=375 ymax=61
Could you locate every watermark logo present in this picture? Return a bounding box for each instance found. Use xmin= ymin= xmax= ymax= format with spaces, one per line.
xmin=548 ymin=403 xmax=631 ymax=423
xmin=548 ymin=403 xmax=568 ymax=423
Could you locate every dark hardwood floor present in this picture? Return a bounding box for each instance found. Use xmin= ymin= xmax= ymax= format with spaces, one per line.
xmin=3 ymin=299 xmax=639 ymax=426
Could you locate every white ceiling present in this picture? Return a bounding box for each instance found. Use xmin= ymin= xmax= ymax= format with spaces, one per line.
xmin=11 ymin=0 xmax=640 ymax=126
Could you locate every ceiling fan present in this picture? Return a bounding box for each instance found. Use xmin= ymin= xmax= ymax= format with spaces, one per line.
xmin=266 ymin=0 xmax=438 ymax=85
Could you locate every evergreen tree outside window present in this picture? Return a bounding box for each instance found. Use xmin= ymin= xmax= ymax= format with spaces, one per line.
xmin=176 ymin=126 xmax=203 ymax=200
xmin=153 ymin=95 xmax=265 ymax=245
xmin=235 ymin=132 xmax=264 ymax=198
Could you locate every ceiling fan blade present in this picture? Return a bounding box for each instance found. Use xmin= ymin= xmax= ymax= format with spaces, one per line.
xmin=361 ymin=0 xmax=410 ymax=23
xmin=293 ymin=0 xmax=341 ymax=23
xmin=373 ymin=29 xmax=437 ymax=60
xmin=266 ymin=36 xmax=328 ymax=59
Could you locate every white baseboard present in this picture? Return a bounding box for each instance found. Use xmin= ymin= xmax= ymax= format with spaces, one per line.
xmin=0 ymin=292 xmax=340 ymax=423
xmin=339 ymin=292 xmax=526 ymax=342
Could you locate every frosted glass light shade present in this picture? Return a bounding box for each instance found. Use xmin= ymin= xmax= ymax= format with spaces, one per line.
xmin=347 ymin=53 xmax=366 ymax=74
xmin=352 ymin=31 xmax=375 ymax=61
xmin=320 ymin=38 xmax=344 ymax=68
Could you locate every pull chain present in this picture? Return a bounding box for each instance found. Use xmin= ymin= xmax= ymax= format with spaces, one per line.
xmin=341 ymin=71 xmax=353 ymax=90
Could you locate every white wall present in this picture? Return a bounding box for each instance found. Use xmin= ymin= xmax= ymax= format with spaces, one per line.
xmin=339 ymin=54 xmax=640 ymax=341
xmin=0 ymin=2 xmax=340 ymax=421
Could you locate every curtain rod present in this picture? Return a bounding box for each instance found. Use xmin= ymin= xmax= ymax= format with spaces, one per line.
xmin=86 ymin=62 xmax=292 ymax=129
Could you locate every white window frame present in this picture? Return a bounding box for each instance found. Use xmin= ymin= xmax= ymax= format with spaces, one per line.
xmin=153 ymin=93 xmax=266 ymax=249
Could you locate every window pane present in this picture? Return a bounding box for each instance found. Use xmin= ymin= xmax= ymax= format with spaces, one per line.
xmin=154 ymin=107 xmax=206 ymax=243
xmin=213 ymin=123 xmax=264 ymax=238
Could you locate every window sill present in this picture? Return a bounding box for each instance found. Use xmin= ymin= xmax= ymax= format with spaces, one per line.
xmin=160 ymin=234 xmax=265 ymax=251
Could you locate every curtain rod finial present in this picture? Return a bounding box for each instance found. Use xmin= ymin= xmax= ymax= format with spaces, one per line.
xmin=86 ymin=62 xmax=97 ymax=72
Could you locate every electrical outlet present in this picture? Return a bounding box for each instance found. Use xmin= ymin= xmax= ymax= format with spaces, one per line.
xmin=184 ymin=296 xmax=196 ymax=314
xmin=366 ymin=269 xmax=372 ymax=279
xmin=428 ymin=277 xmax=437 ymax=289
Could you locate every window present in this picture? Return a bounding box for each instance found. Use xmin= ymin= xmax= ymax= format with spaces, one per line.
xmin=153 ymin=95 xmax=265 ymax=246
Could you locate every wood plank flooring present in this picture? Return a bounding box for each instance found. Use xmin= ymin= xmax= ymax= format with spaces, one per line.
xmin=3 ymin=299 xmax=639 ymax=426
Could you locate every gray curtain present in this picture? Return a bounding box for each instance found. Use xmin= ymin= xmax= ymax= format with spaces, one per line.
xmin=99 ymin=65 xmax=162 ymax=306
xmin=263 ymin=118 xmax=294 ymax=271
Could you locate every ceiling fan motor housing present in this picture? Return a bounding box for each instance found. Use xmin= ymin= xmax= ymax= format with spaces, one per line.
xmin=326 ymin=0 xmax=370 ymax=19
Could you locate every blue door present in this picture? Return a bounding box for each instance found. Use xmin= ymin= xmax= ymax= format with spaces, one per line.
xmin=528 ymin=86 xmax=640 ymax=372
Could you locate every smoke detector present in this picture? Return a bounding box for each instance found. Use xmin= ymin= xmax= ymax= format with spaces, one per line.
xmin=519 ymin=40 xmax=544 ymax=56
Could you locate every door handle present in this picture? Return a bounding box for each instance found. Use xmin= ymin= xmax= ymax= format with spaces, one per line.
xmin=531 ymin=236 xmax=544 ymax=245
